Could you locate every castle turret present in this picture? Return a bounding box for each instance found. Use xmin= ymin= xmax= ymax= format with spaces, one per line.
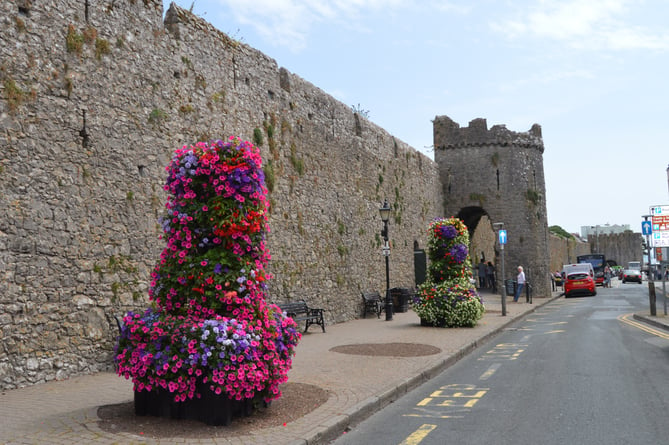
xmin=434 ymin=116 xmax=550 ymax=297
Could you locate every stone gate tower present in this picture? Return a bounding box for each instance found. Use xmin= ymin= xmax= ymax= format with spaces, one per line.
xmin=433 ymin=116 xmax=551 ymax=297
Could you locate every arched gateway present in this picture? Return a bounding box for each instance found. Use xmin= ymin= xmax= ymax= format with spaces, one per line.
xmin=433 ymin=116 xmax=551 ymax=297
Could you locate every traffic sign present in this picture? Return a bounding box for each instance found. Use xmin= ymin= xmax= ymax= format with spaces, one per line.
xmin=499 ymin=229 xmax=507 ymax=245
xmin=650 ymin=205 xmax=669 ymax=247
xmin=642 ymin=220 xmax=652 ymax=236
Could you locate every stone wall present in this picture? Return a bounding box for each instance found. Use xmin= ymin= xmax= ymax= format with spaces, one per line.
xmin=0 ymin=0 xmax=442 ymax=389
xmin=548 ymin=232 xmax=642 ymax=275
xmin=587 ymin=232 xmax=643 ymax=267
xmin=548 ymin=234 xmax=592 ymax=273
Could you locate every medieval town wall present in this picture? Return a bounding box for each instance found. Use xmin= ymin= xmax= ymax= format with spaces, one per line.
xmin=0 ymin=0 xmax=441 ymax=388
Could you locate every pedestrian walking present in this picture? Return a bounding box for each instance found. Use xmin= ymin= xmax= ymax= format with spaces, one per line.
xmin=604 ymin=266 xmax=612 ymax=288
xmin=478 ymin=259 xmax=487 ymax=288
xmin=513 ymin=266 xmax=525 ymax=302
xmin=486 ymin=261 xmax=496 ymax=292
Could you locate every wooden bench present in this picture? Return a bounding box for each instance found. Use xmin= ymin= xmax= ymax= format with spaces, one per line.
xmin=362 ymin=291 xmax=382 ymax=318
xmin=278 ymin=301 xmax=325 ymax=333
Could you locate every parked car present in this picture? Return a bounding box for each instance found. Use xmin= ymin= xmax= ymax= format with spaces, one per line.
xmin=622 ymin=269 xmax=642 ymax=284
xmin=564 ymin=271 xmax=597 ymax=298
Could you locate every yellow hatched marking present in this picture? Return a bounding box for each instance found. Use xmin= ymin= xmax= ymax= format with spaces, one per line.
xmin=618 ymin=313 xmax=669 ymax=340
xmin=399 ymin=424 xmax=438 ymax=445
xmin=416 ymin=384 xmax=488 ymax=409
xmin=479 ymin=343 xmax=526 ymax=360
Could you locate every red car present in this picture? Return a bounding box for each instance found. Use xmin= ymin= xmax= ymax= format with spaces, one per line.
xmin=564 ymin=271 xmax=597 ymax=298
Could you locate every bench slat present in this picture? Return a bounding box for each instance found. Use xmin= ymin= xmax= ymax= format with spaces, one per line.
xmin=278 ymin=301 xmax=325 ymax=333
xmin=362 ymin=292 xmax=382 ymax=318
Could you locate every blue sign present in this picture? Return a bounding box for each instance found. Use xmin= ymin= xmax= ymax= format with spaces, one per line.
xmin=499 ymin=229 xmax=507 ymax=245
xmin=642 ymin=220 xmax=652 ymax=235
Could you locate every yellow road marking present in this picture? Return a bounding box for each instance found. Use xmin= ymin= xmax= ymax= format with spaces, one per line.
xmin=618 ymin=313 xmax=669 ymax=340
xmin=399 ymin=424 xmax=438 ymax=445
xmin=400 ymin=424 xmax=437 ymax=445
xmin=479 ymin=363 xmax=500 ymax=380
xmin=403 ymin=413 xmax=463 ymax=418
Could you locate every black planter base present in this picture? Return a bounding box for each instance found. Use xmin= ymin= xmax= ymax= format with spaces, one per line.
xmin=420 ymin=317 xmax=447 ymax=328
xmin=134 ymin=384 xmax=265 ymax=426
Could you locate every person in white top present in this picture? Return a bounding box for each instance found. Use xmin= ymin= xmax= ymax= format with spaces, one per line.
xmin=514 ymin=266 xmax=526 ymax=302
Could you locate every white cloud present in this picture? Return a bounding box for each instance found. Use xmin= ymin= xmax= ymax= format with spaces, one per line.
xmin=214 ymin=0 xmax=409 ymax=52
xmin=491 ymin=0 xmax=669 ymax=51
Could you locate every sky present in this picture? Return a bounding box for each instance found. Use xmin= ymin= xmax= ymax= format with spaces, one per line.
xmin=163 ymin=0 xmax=669 ymax=237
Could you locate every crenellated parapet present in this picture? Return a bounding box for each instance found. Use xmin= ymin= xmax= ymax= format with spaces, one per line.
xmin=434 ymin=116 xmax=544 ymax=152
xmin=434 ymin=115 xmax=550 ymax=300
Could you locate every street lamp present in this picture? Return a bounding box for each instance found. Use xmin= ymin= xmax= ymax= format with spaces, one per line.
xmin=492 ymin=222 xmax=506 ymax=316
xmin=379 ymin=199 xmax=393 ymax=321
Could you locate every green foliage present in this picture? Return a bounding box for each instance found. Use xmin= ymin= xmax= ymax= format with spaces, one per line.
xmin=181 ymin=56 xmax=193 ymax=70
xmin=526 ymin=189 xmax=541 ymax=206
xmin=491 ymin=152 xmax=499 ymax=167
xmin=337 ymin=220 xmax=346 ymax=235
xmin=337 ymin=245 xmax=349 ymax=257
xmin=3 ymin=79 xmax=25 ymax=113
xmin=549 ymin=225 xmax=574 ymax=239
xmin=263 ymin=160 xmax=275 ymax=192
xmin=469 ymin=193 xmax=485 ymax=206
xmin=94 ymin=38 xmax=111 ymax=60
xmin=66 ymin=24 xmax=84 ymax=55
xmin=290 ymin=143 xmax=304 ymax=175
xmin=253 ymin=127 xmax=264 ymax=146
xmin=148 ymin=108 xmax=167 ymax=125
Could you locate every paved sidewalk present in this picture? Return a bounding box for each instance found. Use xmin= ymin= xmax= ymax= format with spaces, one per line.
xmin=1 ymin=291 xmax=558 ymax=445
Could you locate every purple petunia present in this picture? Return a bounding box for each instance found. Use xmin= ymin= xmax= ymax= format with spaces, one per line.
xmin=449 ymin=243 xmax=469 ymax=264
xmin=439 ymin=225 xmax=457 ymax=239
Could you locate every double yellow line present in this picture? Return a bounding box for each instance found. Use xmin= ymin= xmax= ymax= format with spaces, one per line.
xmin=618 ymin=313 xmax=669 ymax=339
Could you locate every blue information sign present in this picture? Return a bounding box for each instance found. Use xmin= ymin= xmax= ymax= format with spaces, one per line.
xmin=499 ymin=229 xmax=507 ymax=245
xmin=642 ymin=220 xmax=652 ymax=236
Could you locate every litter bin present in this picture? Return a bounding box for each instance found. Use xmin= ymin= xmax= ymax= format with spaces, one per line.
xmin=390 ymin=287 xmax=410 ymax=313
xmin=505 ymin=279 xmax=517 ymax=297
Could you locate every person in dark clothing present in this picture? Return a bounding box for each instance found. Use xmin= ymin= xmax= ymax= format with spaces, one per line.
xmin=486 ymin=262 xmax=496 ymax=292
xmin=478 ymin=259 xmax=487 ymax=288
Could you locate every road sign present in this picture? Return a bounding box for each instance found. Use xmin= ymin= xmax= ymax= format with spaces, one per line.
xmin=642 ymin=220 xmax=652 ymax=236
xmin=650 ymin=205 xmax=669 ymax=247
xmin=499 ymin=229 xmax=507 ymax=245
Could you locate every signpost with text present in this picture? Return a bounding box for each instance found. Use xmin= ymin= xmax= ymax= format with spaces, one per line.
xmin=651 ymin=205 xmax=669 ymax=247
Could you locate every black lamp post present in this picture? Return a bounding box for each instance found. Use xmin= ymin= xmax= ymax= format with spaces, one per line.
xmin=379 ymin=199 xmax=393 ymax=321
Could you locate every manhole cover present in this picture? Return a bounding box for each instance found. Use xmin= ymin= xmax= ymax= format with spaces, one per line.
xmin=330 ymin=342 xmax=441 ymax=357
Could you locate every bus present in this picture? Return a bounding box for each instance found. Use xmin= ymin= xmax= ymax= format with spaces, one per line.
xmin=577 ymin=254 xmax=606 ymax=286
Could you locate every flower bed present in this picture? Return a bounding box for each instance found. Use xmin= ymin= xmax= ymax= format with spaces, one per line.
xmin=115 ymin=137 xmax=300 ymax=424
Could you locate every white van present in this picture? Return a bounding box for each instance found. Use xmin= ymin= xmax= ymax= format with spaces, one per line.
xmin=562 ymin=263 xmax=595 ymax=279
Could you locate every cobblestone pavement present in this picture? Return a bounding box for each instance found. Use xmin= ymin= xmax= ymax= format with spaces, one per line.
xmin=1 ymin=290 xmax=579 ymax=445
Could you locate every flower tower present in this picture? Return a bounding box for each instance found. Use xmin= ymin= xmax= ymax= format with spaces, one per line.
xmin=115 ymin=137 xmax=300 ymax=425
xmin=412 ymin=217 xmax=484 ymax=327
